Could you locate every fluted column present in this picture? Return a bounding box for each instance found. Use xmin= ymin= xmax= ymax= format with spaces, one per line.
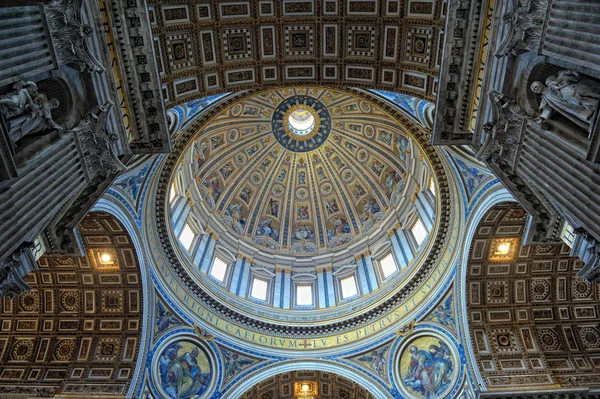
xmin=541 ymin=0 xmax=600 ymax=72
xmin=0 ymin=6 xmax=56 ymax=87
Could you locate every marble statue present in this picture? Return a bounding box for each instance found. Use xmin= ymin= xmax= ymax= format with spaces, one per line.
xmin=531 ymin=70 xmax=600 ymax=131
xmin=0 ymin=81 xmax=63 ymax=144
xmin=4 ymin=91 xmax=62 ymax=144
xmin=0 ymin=81 xmax=38 ymax=119
xmin=497 ymin=0 xmax=547 ymax=57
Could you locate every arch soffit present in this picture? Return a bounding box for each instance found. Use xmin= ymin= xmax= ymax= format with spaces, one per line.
xmin=222 ymin=359 xmax=394 ymax=399
xmin=92 ymin=197 xmax=155 ymax=398
xmin=457 ymin=186 xmax=516 ymax=389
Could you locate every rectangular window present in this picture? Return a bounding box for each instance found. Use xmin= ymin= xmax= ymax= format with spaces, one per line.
xmin=411 ymin=218 xmax=427 ymax=246
xmin=561 ymin=223 xmax=576 ymax=248
xmin=170 ymin=185 xmax=177 ymax=203
xmin=380 ymin=252 xmax=398 ymax=279
xmin=340 ymin=275 xmax=358 ymax=299
xmin=250 ymin=278 xmax=268 ymax=301
xmin=178 ymin=223 xmax=196 ymax=251
xmin=210 ymin=256 xmax=228 ymax=282
xmin=429 ymin=177 xmax=436 ymax=196
xmin=296 ymin=285 xmax=313 ymax=306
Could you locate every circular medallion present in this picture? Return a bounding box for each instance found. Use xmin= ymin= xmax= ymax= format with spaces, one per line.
xmin=251 ymin=172 xmax=263 ymax=185
xmin=272 ymin=96 xmax=331 ymax=153
xmin=320 ymin=183 xmax=333 ymax=195
xmin=235 ymin=153 xmax=246 ymax=165
xmin=357 ymin=149 xmax=368 ymax=162
xmin=341 ymin=169 xmax=353 ymax=182
xmin=272 ymin=184 xmax=285 ymax=197
xmin=296 ymin=188 xmax=309 ymax=199
xmin=152 ymin=336 xmax=216 ymax=399
xmin=228 ymin=129 xmax=239 ymax=142
xmin=365 ymin=125 xmax=375 ymax=138
xmin=231 ymin=104 xmax=242 ymax=116
xmin=396 ymin=333 xmax=459 ymax=399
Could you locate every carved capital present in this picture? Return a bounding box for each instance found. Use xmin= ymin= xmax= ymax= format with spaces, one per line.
xmin=477 ymin=91 xmax=525 ymax=168
xmin=75 ymin=102 xmax=125 ymax=181
xmin=44 ymin=0 xmax=105 ymax=73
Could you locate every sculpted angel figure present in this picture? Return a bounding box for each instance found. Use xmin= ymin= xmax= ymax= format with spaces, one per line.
xmin=0 ymin=81 xmax=38 ymax=119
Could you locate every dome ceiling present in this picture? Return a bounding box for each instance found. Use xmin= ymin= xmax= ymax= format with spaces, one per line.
xmin=190 ymin=87 xmax=419 ymax=255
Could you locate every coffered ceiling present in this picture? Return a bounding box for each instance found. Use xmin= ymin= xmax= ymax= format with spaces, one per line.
xmin=147 ymin=0 xmax=447 ymax=108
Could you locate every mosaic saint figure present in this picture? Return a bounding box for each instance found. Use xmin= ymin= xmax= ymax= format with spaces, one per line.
xmin=203 ymin=176 xmax=221 ymax=202
xmin=267 ymin=199 xmax=279 ymax=217
xmin=357 ymin=347 xmax=387 ymax=376
xmin=378 ymin=130 xmax=392 ymax=145
xmin=294 ymin=224 xmax=314 ymax=241
xmin=325 ymin=198 xmax=339 ymax=214
xmin=194 ymin=141 xmax=208 ymax=169
xmin=396 ymin=134 xmax=409 ymax=162
xmin=385 ymin=170 xmax=402 ymax=196
xmin=353 ymin=184 xmax=366 ymax=199
xmin=211 ymin=135 xmax=223 ymax=149
xmin=159 ymin=343 xmax=210 ymax=399
xmin=219 ymin=164 xmax=233 ymax=179
xmin=317 ymin=167 xmax=326 ymax=180
xmin=256 ymin=219 xmax=279 ymax=241
xmin=246 ymin=144 xmax=259 ymax=157
xmin=298 ymin=171 xmax=306 ymax=185
xmin=403 ymin=341 xmax=453 ymax=399
xmin=297 ymin=205 xmax=309 ymax=220
xmin=428 ymin=295 xmax=455 ymax=328
xmin=277 ymin=169 xmax=287 ymax=182
xmin=240 ymin=187 xmax=252 ymax=203
xmin=371 ymin=160 xmax=384 ymax=176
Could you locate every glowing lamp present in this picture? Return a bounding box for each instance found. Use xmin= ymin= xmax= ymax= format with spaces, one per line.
xmin=496 ymin=243 xmax=510 ymax=254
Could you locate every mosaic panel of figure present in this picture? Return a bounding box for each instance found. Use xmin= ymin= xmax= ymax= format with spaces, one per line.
xmin=398 ymin=335 xmax=457 ymax=399
xmin=157 ymin=340 xmax=212 ymax=399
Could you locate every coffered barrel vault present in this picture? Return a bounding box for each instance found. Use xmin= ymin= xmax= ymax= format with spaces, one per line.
xmin=148 ymin=0 xmax=447 ymax=108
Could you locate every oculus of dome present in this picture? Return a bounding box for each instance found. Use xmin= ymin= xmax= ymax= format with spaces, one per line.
xmin=284 ymin=106 xmax=319 ymax=139
xmin=272 ymin=95 xmax=330 ymax=152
